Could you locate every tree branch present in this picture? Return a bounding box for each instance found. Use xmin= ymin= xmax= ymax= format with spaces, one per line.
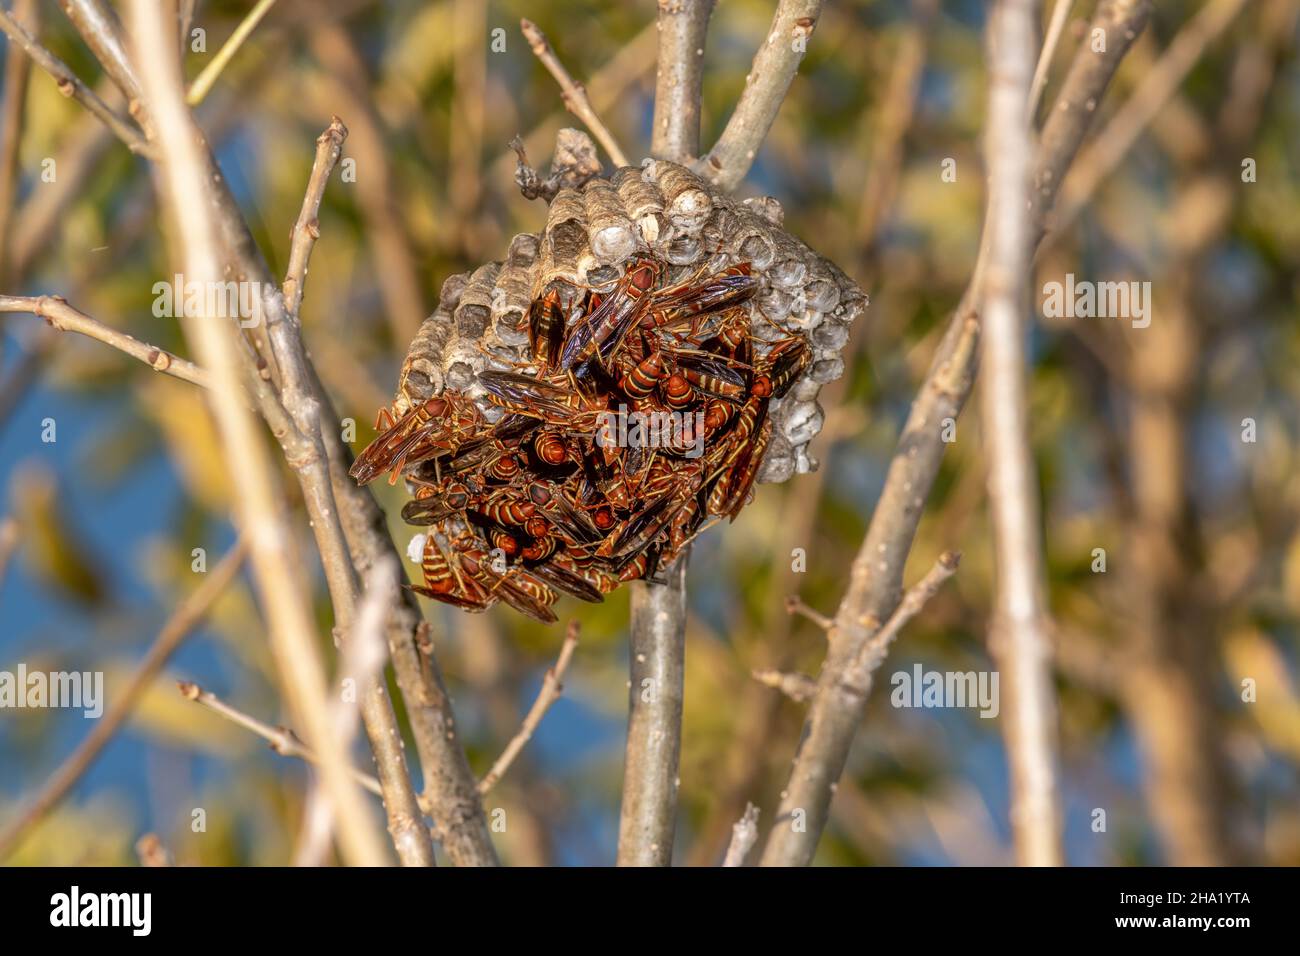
xmin=521 ymin=17 xmax=629 ymax=167
xmin=0 ymin=538 xmax=247 ymax=860
xmin=265 ymin=119 xmax=434 ymax=866
xmin=695 ymin=0 xmax=823 ymax=190
xmin=979 ymin=0 xmax=1063 ymax=867
xmin=0 ymin=294 xmax=211 ymax=388
xmin=90 ymin=1 xmax=499 ymax=866
xmin=651 ymin=0 xmax=716 ymax=161
xmin=128 ymin=0 xmax=389 ymax=867
xmin=758 ymin=0 xmax=1152 ymax=867
xmin=1027 ymin=0 xmax=1072 ymax=121
xmin=617 ymin=550 xmax=689 ymax=866
xmin=58 ymin=0 xmax=144 ymax=106
xmin=1048 ymin=0 xmax=1249 ymax=239
xmin=177 ymin=681 xmax=384 ymax=800
xmin=721 ymin=803 xmax=760 ymax=866
xmin=0 ymin=8 xmax=153 ymax=156
xmin=478 ymin=622 xmax=580 ymax=795
xmin=844 ymin=551 xmax=961 ymax=692
xmin=185 ymin=0 xmax=280 ymax=106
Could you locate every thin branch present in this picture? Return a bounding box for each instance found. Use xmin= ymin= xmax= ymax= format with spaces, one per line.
xmin=489 ymin=19 xmax=658 ymax=186
xmin=845 ymin=551 xmax=961 ymax=691
xmin=478 ymin=622 xmax=580 ymax=795
xmin=113 ymin=0 xmax=499 ymax=869
xmin=520 ymin=18 xmax=629 ymax=167
xmin=651 ymin=0 xmax=716 ymax=161
xmin=178 ymin=681 xmax=384 ymax=800
xmin=267 ymin=121 xmax=434 ymax=867
xmin=0 ymin=8 xmax=153 ymax=156
xmin=751 ymin=668 xmax=817 ymax=703
xmin=1029 ymin=0 xmax=1152 ymax=242
xmin=0 ymin=537 xmax=247 ymax=861
xmin=759 ymin=0 xmax=1153 ymax=867
xmin=1049 ymin=0 xmax=1250 ymax=238
xmin=1027 ymin=0 xmax=1072 ymax=121
xmin=308 ymin=554 xmax=434 ymax=866
xmin=721 ymin=803 xmax=760 ymax=867
xmin=186 ymin=0 xmax=280 ymax=106
xmin=58 ymin=0 xmax=144 ymax=105
xmin=980 ymin=0 xmax=1063 ymax=867
xmin=128 ymin=0 xmax=388 ymax=868
xmin=784 ymin=594 xmax=832 ymax=631
xmin=617 ymin=549 xmax=689 ymax=866
xmin=282 ymin=117 xmax=344 ymax=319
xmin=0 ymin=294 xmax=211 ymax=388
xmin=695 ymin=0 xmax=823 ymax=191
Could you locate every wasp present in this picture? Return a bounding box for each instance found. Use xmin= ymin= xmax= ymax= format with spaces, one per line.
xmin=351 ymin=393 xmax=481 ymax=485
xmin=412 ymin=524 xmax=558 ymax=624
xmin=558 ymin=258 xmax=662 ymax=371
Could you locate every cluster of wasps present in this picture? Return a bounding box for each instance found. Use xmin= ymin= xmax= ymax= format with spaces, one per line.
xmin=350 ymin=254 xmax=810 ymax=623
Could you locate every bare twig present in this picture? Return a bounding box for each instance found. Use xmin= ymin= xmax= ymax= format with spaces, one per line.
xmin=520 ymin=18 xmax=629 ymax=168
xmin=751 ymin=669 xmax=817 ymax=704
xmin=178 ymin=681 xmax=384 ymax=800
xmin=652 ymin=0 xmax=716 ymax=161
xmin=299 ymin=554 xmax=430 ymax=866
xmin=490 ymin=20 xmax=658 ymax=186
xmin=784 ymin=594 xmax=833 ymax=631
xmin=267 ymin=120 xmax=434 ymax=867
xmin=186 ymin=0 xmax=280 ymax=106
xmin=58 ymin=0 xmax=144 ymax=106
xmin=282 ymin=118 xmax=344 ymax=319
xmin=721 ymin=803 xmax=760 ymax=867
xmin=478 ymin=622 xmax=580 ymax=795
xmin=0 ymin=8 xmax=153 ymax=156
xmin=695 ymin=0 xmax=823 ymax=191
xmin=617 ymin=550 xmax=689 ymax=866
xmin=1027 ymin=0 xmax=1072 ymax=120
xmin=1050 ymin=0 xmax=1250 ymax=238
xmin=44 ymin=0 xmax=495 ymax=867
xmin=0 ymin=538 xmax=247 ymax=860
xmin=981 ymin=0 xmax=1064 ymax=870
xmin=1029 ymin=0 xmax=1152 ymax=242
xmin=0 ymin=295 xmax=211 ymax=388
xmin=129 ymin=0 xmax=388 ymax=867
xmin=844 ymin=551 xmax=961 ymax=691
xmin=759 ymin=0 xmax=1152 ymax=867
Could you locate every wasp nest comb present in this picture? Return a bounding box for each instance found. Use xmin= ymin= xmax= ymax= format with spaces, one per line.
xmin=351 ymin=142 xmax=865 ymax=622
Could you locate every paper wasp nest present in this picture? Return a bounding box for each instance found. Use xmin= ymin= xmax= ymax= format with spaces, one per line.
xmin=392 ymin=155 xmax=866 ymax=483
